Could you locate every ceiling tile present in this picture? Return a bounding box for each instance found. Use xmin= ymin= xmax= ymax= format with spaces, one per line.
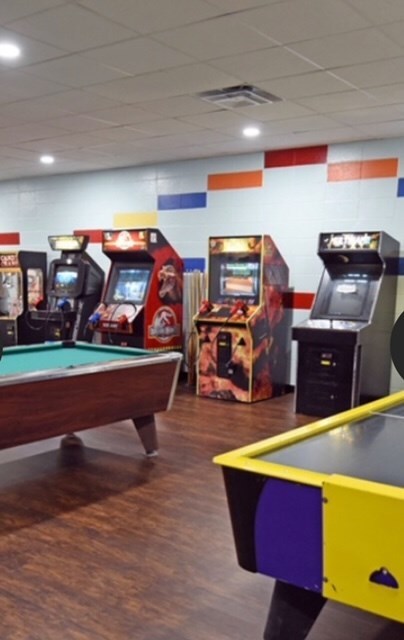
xmin=290 ymin=28 xmax=403 ymax=68
xmin=86 ymin=64 xmax=240 ymax=103
xmin=44 ymin=114 xmax=124 ymax=133
xmin=179 ymin=109 xmax=262 ymax=129
xmin=9 ymin=4 xmax=135 ymax=52
xmin=0 ymin=69 xmax=67 ymax=100
xmin=0 ymin=0 xmax=64 ymax=24
xmin=15 ymin=131 xmax=110 ymax=152
xmin=81 ymin=37 xmax=196 ymax=75
xmin=0 ymin=100 xmax=71 ymax=123
xmin=264 ymin=114 xmax=344 ymax=133
xmin=296 ymin=90 xmax=380 ymax=112
xmin=238 ymin=0 xmax=370 ymax=44
xmin=27 ymin=90 xmax=123 ymax=114
xmin=368 ymin=83 xmax=404 ymax=104
xmin=262 ymin=71 xmax=355 ymax=99
xmin=131 ymin=96 xmax=219 ymax=118
xmin=210 ymin=46 xmax=318 ymax=82
xmin=329 ymin=105 xmax=404 ymax=125
xmin=380 ymin=22 xmax=404 ymax=47
xmin=357 ymin=120 xmax=404 ymax=137
xmin=332 ymin=57 xmax=404 ymax=88
xmin=205 ymin=0 xmax=277 ymax=9
xmin=0 ymin=122 xmax=68 ymax=144
xmin=154 ymin=15 xmax=275 ymax=59
xmin=234 ymin=101 xmax=314 ymax=121
xmin=26 ymin=55 xmax=129 ymax=88
xmin=87 ymin=105 xmax=162 ymax=126
xmin=77 ymin=0 xmax=224 ymax=34
xmin=0 ymin=27 xmax=67 ymax=65
xmin=345 ymin=0 xmax=404 ymax=25
xmin=129 ymin=129 xmax=235 ymax=149
xmin=129 ymin=118 xmax=201 ymax=136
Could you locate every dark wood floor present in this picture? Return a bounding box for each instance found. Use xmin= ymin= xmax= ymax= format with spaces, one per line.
xmin=0 ymin=384 xmax=402 ymax=640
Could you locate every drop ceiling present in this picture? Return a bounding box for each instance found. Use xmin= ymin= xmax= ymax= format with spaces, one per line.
xmin=0 ymin=0 xmax=404 ymax=180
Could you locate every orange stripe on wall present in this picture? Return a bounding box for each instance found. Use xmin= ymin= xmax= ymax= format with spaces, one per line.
xmin=361 ymin=158 xmax=398 ymax=179
xmin=0 ymin=232 xmax=20 ymax=245
xmin=328 ymin=158 xmax=398 ymax=181
xmin=73 ymin=229 xmax=103 ymax=243
xmin=208 ymin=170 xmax=263 ymax=190
xmin=328 ymin=162 xmax=361 ymax=181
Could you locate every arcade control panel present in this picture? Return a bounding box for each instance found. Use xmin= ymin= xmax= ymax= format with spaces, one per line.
xmin=198 ymin=299 xmax=252 ymax=322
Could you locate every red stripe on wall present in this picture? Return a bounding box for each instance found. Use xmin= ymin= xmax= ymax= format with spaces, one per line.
xmin=0 ymin=232 xmax=20 ymax=245
xmin=265 ymin=145 xmax=328 ymax=168
xmin=73 ymin=229 xmax=103 ymax=243
xmin=283 ymin=291 xmax=315 ymax=310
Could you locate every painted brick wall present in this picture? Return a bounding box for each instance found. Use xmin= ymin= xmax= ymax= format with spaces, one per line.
xmin=0 ymin=137 xmax=403 ymax=392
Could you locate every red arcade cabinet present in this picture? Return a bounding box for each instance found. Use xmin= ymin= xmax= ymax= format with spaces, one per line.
xmin=193 ymin=235 xmax=289 ymax=403
xmin=91 ymin=228 xmax=183 ymax=350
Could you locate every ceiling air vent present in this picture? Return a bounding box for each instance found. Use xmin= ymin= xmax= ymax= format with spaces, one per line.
xmin=197 ymin=84 xmax=282 ymax=109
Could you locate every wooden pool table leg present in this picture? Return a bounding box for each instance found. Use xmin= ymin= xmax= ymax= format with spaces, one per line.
xmin=133 ymin=415 xmax=158 ymax=457
xmin=263 ymin=580 xmax=327 ymax=640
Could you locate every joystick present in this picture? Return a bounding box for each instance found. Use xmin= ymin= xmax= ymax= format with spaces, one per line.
xmin=199 ymin=299 xmax=213 ymax=315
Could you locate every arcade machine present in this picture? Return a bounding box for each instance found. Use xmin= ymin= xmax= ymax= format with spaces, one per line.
xmin=30 ymin=235 xmax=104 ymax=341
xmin=0 ymin=250 xmax=47 ymax=346
xmin=292 ymin=231 xmax=399 ymax=417
xmin=193 ymin=235 xmax=289 ymax=403
xmin=90 ymin=228 xmax=183 ymax=350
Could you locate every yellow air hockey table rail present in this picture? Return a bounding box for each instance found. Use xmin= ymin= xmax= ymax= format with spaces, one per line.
xmin=214 ymin=391 xmax=404 ymax=639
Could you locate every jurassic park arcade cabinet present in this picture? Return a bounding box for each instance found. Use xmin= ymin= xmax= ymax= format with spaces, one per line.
xmin=0 ymin=250 xmax=47 ymax=346
xmin=91 ymin=228 xmax=183 ymax=350
xmin=194 ymin=235 xmax=289 ymax=403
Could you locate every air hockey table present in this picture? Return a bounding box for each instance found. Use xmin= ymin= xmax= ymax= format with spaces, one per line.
xmin=214 ymin=391 xmax=404 ymax=639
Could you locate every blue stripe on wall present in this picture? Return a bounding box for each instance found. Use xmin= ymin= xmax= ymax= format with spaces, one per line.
xmin=184 ymin=258 xmax=206 ymax=272
xmin=397 ymin=178 xmax=404 ymax=197
xmin=158 ymin=192 xmax=207 ymax=210
xmin=398 ymin=257 xmax=404 ymax=275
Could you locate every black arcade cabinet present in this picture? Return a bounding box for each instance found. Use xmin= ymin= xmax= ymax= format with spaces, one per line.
xmin=0 ymin=250 xmax=47 ymax=346
xmin=30 ymin=235 xmax=104 ymax=341
xmin=292 ymin=231 xmax=399 ymax=417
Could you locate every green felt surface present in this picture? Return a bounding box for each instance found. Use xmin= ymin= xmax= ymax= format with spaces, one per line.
xmin=0 ymin=342 xmax=149 ymax=376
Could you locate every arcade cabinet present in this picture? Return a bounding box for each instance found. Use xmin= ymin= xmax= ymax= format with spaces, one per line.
xmin=30 ymin=235 xmax=104 ymax=341
xmin=292 ymin=231 xmax=399 ymax=417
xmin=90 ymin=228 xmax=183 ymax=350
xmin=193 ymin=235 xmax=289 ymax=403
xmin=0 ymin=250 xmax=47 ymax=346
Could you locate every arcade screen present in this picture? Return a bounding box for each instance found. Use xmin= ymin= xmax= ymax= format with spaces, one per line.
xmin=110 ymin=267 xmax=152 ymax=304
xmin=320 ymin=275 xmax=372 ymax=320
xmin=219 ymin=259 xmax=260 ymax=301
xmin=54 ymin=267 xmax=79 ymax=293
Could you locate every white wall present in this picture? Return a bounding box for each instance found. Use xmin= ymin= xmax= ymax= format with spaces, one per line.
xmin=0 ymin=137 xmax=403 ymax=392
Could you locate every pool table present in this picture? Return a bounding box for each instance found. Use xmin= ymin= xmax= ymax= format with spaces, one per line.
xmin=0 ymin=341 xmax=182 ymax=457
xmin=214 ymin=390 xmax=404 ymax=639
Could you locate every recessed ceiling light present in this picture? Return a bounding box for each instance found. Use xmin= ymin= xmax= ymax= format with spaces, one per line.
xmin=0 ymin=42 xmax=21 ymax=60
xmin=40 ymin=155 xmax=55 ymax=165
xmin=243 ymin=126 xmax=261 ymax=138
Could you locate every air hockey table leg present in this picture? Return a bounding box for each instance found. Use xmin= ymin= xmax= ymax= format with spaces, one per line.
xmin=263 ymin=580 xmax=327 ymax=640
